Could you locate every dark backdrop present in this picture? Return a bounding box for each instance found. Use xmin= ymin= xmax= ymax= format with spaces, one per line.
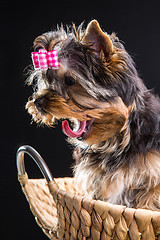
xmin=1 ymin=1 xmax=160 ymax=239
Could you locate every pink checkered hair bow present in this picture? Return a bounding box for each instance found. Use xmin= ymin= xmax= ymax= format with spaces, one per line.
xmin=31 ymin=49 xmax=59 ymax=70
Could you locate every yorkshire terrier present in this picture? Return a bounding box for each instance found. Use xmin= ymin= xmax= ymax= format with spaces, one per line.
xmin=26 ymin=20 xmax=160 ymax=210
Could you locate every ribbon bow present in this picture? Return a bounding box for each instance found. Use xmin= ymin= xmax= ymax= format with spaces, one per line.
xmin=31 ymin=49 xmax=59 ymax=70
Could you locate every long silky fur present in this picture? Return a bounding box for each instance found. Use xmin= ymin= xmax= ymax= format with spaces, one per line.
xmin=26 ymin=21 xmax=160 ymax=210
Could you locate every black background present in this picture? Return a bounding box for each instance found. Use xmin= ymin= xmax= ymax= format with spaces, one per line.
xmin=1 ymin=1 xmax=160 ymax=239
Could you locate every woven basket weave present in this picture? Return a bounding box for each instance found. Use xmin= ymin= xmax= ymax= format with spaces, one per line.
xmin=17 ymin=146 xmax=160 ymax=240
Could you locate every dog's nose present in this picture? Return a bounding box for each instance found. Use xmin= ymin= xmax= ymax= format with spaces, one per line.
xmin=34 ymin=97 xmax=46 ymax=111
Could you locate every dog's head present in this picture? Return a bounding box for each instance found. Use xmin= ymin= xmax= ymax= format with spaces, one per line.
xmin=26 ymin=20 xmax=142 ymax=147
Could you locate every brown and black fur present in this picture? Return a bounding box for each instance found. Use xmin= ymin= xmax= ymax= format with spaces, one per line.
xmin=26 ymin=20 xmax=160 ymax=210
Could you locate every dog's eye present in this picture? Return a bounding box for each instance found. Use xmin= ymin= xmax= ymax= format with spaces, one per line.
xmin=64 ymin=76 xmax=75 ymax=86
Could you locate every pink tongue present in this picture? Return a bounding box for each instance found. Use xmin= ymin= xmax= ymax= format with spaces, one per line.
xmin=62 ymin=120 xmax=86 ymax=138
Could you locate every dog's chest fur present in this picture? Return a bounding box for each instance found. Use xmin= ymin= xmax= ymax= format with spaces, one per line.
xmin=73 ymin=148 xmax=160 ymax=209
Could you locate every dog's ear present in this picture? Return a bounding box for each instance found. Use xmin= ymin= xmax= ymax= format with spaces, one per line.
xmin=83 ymin=20 xmax=113 ymax=59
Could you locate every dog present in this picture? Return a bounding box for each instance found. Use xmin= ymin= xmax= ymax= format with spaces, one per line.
xmin=26 ymin=20 xmax=160 ymax=210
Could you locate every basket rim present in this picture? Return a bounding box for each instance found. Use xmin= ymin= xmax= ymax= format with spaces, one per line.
xmin=17 ymin=145 xmax=160 ymax=215
xmin=19 ymin=174 xmax=160 ymax=215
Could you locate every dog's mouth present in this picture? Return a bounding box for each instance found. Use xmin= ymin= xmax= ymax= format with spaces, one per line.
xmin=62 ymin=117 xmax=94 ymax=140
xmin=26 ymin=97 xmax=95 ymax=141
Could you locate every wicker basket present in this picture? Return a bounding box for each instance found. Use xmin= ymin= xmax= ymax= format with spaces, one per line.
xmin=16 ymin=145 xmax=160 ymax=240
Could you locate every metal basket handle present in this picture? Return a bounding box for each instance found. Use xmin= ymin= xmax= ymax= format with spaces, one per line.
xmin=16 ymin=145 xmax=53 ymax=183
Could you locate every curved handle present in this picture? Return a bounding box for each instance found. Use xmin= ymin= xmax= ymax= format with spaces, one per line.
xmin=16 ymin=145 xmax=53 ymax=183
